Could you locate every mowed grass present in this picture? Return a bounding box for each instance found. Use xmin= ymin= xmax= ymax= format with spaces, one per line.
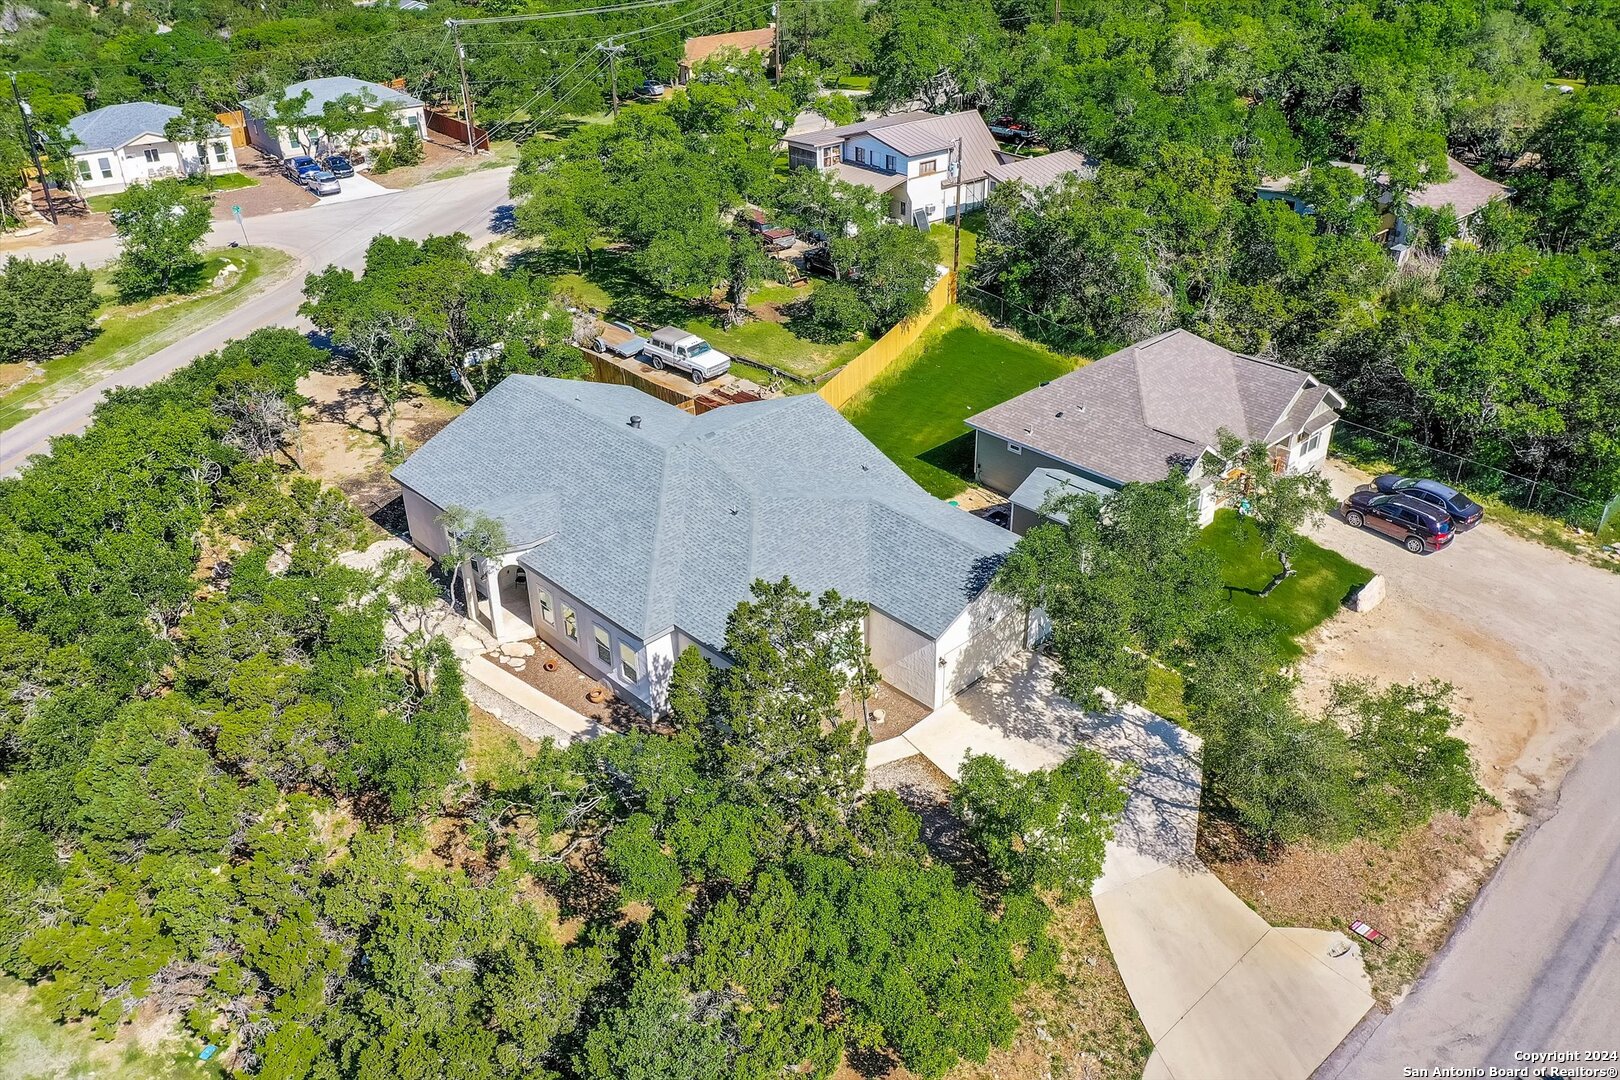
xmin=1198 ymin=509 xmax=1373 ymax=656
xmin=85 ymin=171 xmax=257 ymax=213
xmin=841 ymin=308 xmax=1079 ymax=498
xmin=0 ymin=246 xmax=291 ymax=433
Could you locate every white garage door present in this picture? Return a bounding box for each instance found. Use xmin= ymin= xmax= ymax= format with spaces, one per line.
xmin=943 ymin=606 xmax=1027 ymax=698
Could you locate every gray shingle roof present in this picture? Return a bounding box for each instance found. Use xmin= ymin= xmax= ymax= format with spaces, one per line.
xmin=392 ymin=378 xmax=1014 ymax=646
xmin=785 ymin=110 xmax=1007 ymax=184
xmin=66 ymin=102 xmax=223 ymax=153
xmin=244 ymin=76 xmax=423 ymax=117
xmin=1407 ymin=155 xmax=1509 ymax=216
xmin=966 ymin=329 xmax=1343 ymax=485
xmin=984 ymin=149 xmax=1097 ymax=188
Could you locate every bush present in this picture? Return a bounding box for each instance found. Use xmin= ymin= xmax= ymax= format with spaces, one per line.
xmin=791 ymin=281 xmax=872 ymax=342
xmin=393 ymin=123 xmax=424 ymax=167
xmin=0 ymin=255 xmax=98 ymax=363
xmin=108 ymin=180 xmax=212 ymax=301
xmin=370 ymin=147 xmax=396 ymax=173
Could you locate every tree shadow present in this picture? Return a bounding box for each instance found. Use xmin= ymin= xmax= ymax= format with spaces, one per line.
xmin=916 ymin=431 xmax=976 ymax=483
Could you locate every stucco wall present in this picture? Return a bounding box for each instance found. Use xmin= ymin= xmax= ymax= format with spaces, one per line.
xmin=524 ymin=567 xmax=654 ymax=713
xmin=401 ymin=486 xmax=450 ymax=559
xmin=868 ymin=608 xmax=936 ymax=705
xmin=935 ymin=588 xmax=1026 ymax=703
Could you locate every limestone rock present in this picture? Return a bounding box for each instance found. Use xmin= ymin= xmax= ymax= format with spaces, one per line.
xmin=1348 ymin=574 xmax=1386 ymax=612
xmin=501 ymin=641 xmax=536 ymax=657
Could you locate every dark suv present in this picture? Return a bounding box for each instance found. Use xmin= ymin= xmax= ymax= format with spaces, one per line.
xmin=1341 ymin=491 xmax=1455 ymax=553
xmin=1372 ymin=474 xmax=1483 ymax=529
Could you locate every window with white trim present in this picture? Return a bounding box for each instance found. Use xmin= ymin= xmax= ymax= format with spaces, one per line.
xmin=77 ymin=159 xmax=92 ymax=180
xmin=594 ymin=625 xmax=611 ymax=665
xmin=1300 ymin=431 xmax=1323 ymax=456
xmin=562 ymin=605 xmax=578 ymax=642
xmin=143 ymin=148 xmax=162 ymax=163
xmin=619 ymin=642 xmax=639 ymax=683
xmin=1007 ymin=442 xmax=1023 ymax=455
xmin=536 ymin=589 xmax=554 ymax=624
xmin=212 ymin=142 xmax=228 ymax=162
xmin=98 ymin=157 xmax=113 ymax=178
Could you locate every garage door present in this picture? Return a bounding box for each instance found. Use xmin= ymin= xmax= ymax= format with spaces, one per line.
xmin=943 ymin=606 xmax=1026 ymax=698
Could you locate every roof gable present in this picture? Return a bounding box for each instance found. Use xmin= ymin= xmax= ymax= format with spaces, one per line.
xmin=67 ymin=102 xmax=211 ymax=153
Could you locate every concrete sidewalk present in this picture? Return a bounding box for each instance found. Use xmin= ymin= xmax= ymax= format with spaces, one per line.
xmin=892 ymin=654 xmax=1374 ymax=1080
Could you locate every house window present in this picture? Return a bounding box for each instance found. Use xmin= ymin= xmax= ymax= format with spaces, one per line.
xmin=919 ymin=158 xmax=938 ymax=175
xmin=1300 ymin=431 xmax=1323 ymax=456
xmin=821 ymin=145 xmax=838 ymax=167
xmin=212 ymin=142 xmax=228 ymax=162
xmin=536 ymin=589 xmax=554 ymax=624
xmin=1007 ymin=442 xmax=1023 ymax=455
xmin=562 ymin=605 xmax=578 ymax=642
xmin=594 ymin=625 xmax=612 ymax=665
xmin=853 ymin=146 xmax=865 ymax=164
xmin=619 ymin=642 xmax=639 ymax=683
xmin=143 ymin=148 xmax=162 ymax=163
xmin=76 ymin=159 xmax=92 ymax=180
xmin=98 ymin=157 xmax=113 ymax=178
xmin=885 ymin=154 xmax=896 ymax=172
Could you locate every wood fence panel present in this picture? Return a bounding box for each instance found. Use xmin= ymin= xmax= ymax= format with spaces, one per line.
xmin=817 ymin=271 xmax=955 ymax=410
xmin=215 ymin=111 xmax=248 ymax=149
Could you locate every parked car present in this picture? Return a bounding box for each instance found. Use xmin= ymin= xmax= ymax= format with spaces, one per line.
xmin=803 ymin=245 xmax=859 ymax=280
xmin=988 ymin=115 xmax=1037 ymax=140
xmin=759 ymin=226 xmax=796 ymax=250
xmin=637 ymin=80 xmax=667 ymax=98
xmin=284 ymin=155 xmax=319 ymax=180
xmin=323 ymin=155 xmax=355 ymax=178
xmin=593 ymin=319 xmax=649 ymax=359
xmin=1371 ymin=474 xmax=1484 ymax=529
xmin=304 ymin=170 xmax=342 ymax=196
xmin=1341 ymin=491 xmax=1456 ymax=553
xmin=641 ymin=327 xmax=731 ymax=383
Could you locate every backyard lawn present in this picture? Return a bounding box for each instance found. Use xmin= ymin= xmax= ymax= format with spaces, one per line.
xmin=841 ymin=307 xmax=1079 ymax=498
xmin=531 ymin=247 xmax=865 ymax=380
xmin=1198 ymin=509 xmax=1374 ymax=657
xmin=85 ymin=171 xmax=257 ymax=213
xmin=929 ymin=209 xmax=983 ymax=268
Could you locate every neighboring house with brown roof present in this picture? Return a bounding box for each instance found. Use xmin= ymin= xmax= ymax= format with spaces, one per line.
xmin=966 ymin=329 xmax=1344 ymax=528
xmin=678 ymin=26 xmax=775 ymax=84
xmin=1258 ymin=155 xmax=1509 ymax=262
xmin=785 ymin=110 xmax=1031 ymax=225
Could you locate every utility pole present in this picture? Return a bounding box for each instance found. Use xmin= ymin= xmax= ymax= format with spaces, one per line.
xmin=597 ymin=40 xmax=625 ymax=118
xmin=950 ymin=136 xmax=964 ymax=298
xmin=1053 ymin=0 xmax=1061 ymax=24
xmin=771 ymin=3 xmax=781 ymax=86
xmin=8 ymin=72 xmax=57 ymax=226
xmin=446 ymin=20 xmax=480 ymax=155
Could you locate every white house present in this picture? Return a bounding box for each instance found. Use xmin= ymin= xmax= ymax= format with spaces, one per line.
xmin=784 ymin=111 xmax=1084 ymax=226
xmin=65 ymin=102 xmax=238 ymax=196
xmin=242 ymin=76 xmax=426 ymax=160
xmin=1258 ymin=155 xmax=1509 ymax=262
xmin=392 ymin=378 xmax=1030 ymax=716
xmin=966 ymin=329 xmax=1344 ymax=529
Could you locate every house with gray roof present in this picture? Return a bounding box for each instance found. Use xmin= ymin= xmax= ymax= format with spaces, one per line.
xmin=1258 ymin=155 xmax=1509 ymax=262
xmin=967 ymin=329 xmax=1344 ymax=527
xmin=65 ymin=102 xmax=238 ymax=195
xmin=242 ymin=76 xmax=426 ymax=160
xmin=392 ymin=377 xmax=1029 ymax=714
xmin=984 ymin=149 xmax=1097 ymax=195
xmin=784 ymin=110 xmax=1021 ymax=226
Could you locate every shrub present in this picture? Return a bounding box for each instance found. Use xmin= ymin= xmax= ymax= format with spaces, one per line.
xmin=0 ymin=255 xmax=98 ymax=363
xmin=791 ymin=281 xmax=872 ymax=342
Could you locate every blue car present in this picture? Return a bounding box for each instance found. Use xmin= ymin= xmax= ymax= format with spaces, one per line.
xmin=284 ymin=155 xmax=320 ymax=180
xmin=1372 ymin=474 xmax=1484 ymax=529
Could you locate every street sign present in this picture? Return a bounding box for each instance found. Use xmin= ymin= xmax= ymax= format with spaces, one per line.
xmin=231 ymin=205 xmax=242 ymax=220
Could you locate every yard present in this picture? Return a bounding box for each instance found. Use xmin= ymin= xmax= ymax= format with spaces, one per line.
xmin=0 ymin=246 xmax=292 ymax=434
xmin=1197 ymin=509 xmax=1374 ymax=658
xmin=84 ymin=171 xmax=258 ymax=214
xmin=841 ymin=307 xmax=1079 ymax=498
xmin=0 ymin=977 xmax=217 ymax=1080
xmin=524 ymin=246 xmax=867 ymax=381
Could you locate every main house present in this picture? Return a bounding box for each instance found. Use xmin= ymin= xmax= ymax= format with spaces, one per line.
xmin=392 ymin=378 xmax=1029 ymax=715
xmin=966 ymin=329 xmax=1343 ymax=528
xmin=678 ymin=26 xmax=775 ymax=84
xmin=784 ymin=111 xmax=1092 ymax=226
xmin=65 ymin=102 xmax=239 ymax=195
xmin=242 ymin=76 xmax=426 ymax=160
xmin=1258 ymin=155 xmax=1509 ymax=262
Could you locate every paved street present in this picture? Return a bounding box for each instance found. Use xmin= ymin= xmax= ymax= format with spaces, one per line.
xmin=1310 ymin=463 xmax=1620 ymax=1078
xmin=0 ymin=166 xmax=515 ymax=476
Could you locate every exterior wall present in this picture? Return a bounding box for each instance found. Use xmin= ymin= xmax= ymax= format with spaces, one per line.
xmin=71 ymin=135 xmax=239 ymax=194
xmin=1284 ymin=421 xmax=1334 ymax=473
xmin=1009 ymin=502 xmax=1044 ymax=536
xmin=524 ymin=567 xmax=655 ymax=713
xmin=973 ymin=430 xmax=1122 ymax=498
xmin=400 ymin=486 xmax=451 ymax=559
xmin=246 ymin=103 xmax=426 ymax=161
xmin=867 ymin=607 xmax=936 ymax=705
xmin=935 ymin=588 xmax=1027 ymax=704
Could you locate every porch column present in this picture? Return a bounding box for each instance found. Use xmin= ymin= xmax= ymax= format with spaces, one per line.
xmin=484 ymin=561 xmax=506 ymax=641
xmin=459 ymin=559 xmax=478 ymax=626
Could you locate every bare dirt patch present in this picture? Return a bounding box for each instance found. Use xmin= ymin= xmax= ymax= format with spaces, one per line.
xmin=296 ymin=369 xmax=463 ymax=513
xmin=0 ymin=362 xmax=41 ymax=395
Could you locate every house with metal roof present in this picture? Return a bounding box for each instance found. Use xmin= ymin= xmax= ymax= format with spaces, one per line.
xmin=967 ymin=329 xmax=1344 ymax=527
xmin=785 ymin=110 xmax=1046 ymax=226
xmin=1258 ymin=155 xmax=1509 ymax=262
xmin=984 ymin=149 xmax=1097 ymax=195
xmin=64 ymin=102 xmax=238 ymax=195
xmin=677 ymin=26 xmax=775 ymax=84
xmin=242 ymin=76 xmax=426 ymax=160
xmin=392 ymin=377 xmax=1029 ymax=714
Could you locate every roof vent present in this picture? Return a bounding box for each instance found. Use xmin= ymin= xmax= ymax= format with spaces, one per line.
xmin=1055 ymin=410 xmax=1064 ymax=419
xmin=629 ymin=415 xmax=642 ymax=428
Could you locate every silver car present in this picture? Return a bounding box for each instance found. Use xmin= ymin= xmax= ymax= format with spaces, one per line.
xmin=304 ymin=170 xmax=341 ymax=196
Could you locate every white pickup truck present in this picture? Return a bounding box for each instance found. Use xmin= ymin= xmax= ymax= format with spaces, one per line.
xmin=640 ymin=327 xmax=731 ymax=383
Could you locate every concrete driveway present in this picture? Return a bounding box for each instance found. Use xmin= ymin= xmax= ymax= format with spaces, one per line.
xmin=311 ymin=171 xmax=394 ymax=205
xmin=1307 ymin=461 xmax=1620 ymax=1078
xmin=898 ymin=654 xmax=1375 ymax=1080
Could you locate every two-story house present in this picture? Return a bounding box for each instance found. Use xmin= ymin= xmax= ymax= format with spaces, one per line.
xmin=784 ymin=111 xmax=1017 ymax=226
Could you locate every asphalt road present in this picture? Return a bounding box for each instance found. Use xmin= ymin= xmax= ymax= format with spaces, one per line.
xmin=1310 ymin=463 xmax=1620 ymax=1079
xmin=0 ymin=166 xmax=515 ymax=476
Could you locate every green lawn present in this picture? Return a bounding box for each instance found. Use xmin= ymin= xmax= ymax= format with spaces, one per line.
xmin=0 ymin=977 xmax=219 ymax=1080
xmin=85 ymin=172 xmax=257 ymax=213
xmin=842 ymin=307 xmax=1080 ymax=498
xmin=1197 ymin=509 xmax=1374 ymax=657
xmin=532 ymin=247 xmax=863 ymax=379
xmin=929 ymin=209 xmax=983 ymax=269
xmin=0 ymin=247 xmax=291 ymax=434
xmin=832 ymin=74 xmax=873 ymax=89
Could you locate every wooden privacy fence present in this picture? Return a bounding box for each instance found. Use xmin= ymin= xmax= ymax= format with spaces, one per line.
xmin=215 ymin=111 xmax=248 ymax=148
xmin=817 ymin=270 xmax=955 ymax=410
xmin=427 ymin=109 xmax=491 ymax=152
xmin=582 ymin=352 xmax=698 ymax=412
